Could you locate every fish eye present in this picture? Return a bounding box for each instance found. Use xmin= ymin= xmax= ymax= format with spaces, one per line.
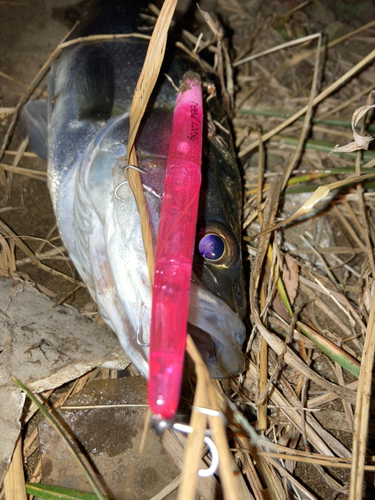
xmin=198 ymin=233 xmax=225 ymax=261
xmin=197 ymin=223 xmax=238 ymax=267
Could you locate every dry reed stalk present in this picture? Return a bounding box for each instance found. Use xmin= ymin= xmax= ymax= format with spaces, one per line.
xmin=299 ymin=236 xmax=340 ymax=289
xmin=0 ymin=23 xmax=78 ymax=163
xmin=53 ymin=372 xmax=91 ymax=410
xmin=335 ymin=362 xmax=355 ymax=433
xmin=0 ymin=234 xmax=16 ymax=275
xmin=59 ymin=33 xmax=150 ymax=50
xmin=23 ymin=428 xmax=38 ymax=459
xmin=312 ymin=124 xmax=353 ymax=139
xmin=23 ymin=372 xmax=91 ymax=469
xmin=258 ymin=285 xmax=268 ymax=430
xmin=12 ymin=137 xmax=28 ymax=167
xmin=261 ymin=456 xmax=316 ymax=500
xmin=252 ymin=173 xmax=375 ymax=240
xmin=0 ymin=107 xmax=16 ymax=117
xmin=28 ymin=457 xmax=42 ymax=484
xmin=0 ymin=219 xmax=82 ymax=285
xmin=318 ymin=82 xmax=375 ymax=121
xmin=256 ymin=130 xmax=264 ymax=220
xmin=239 ymin=48 xmax=375 ymax=157
xmin=206 ymin=391 xmax=240 ymax=499
xmin=36 ymin=223 xmax=58 ymax=254
xmin=196 ymin=7 xmax=231 ymax=110
xmin=235 ymin=124 xmax=248 ymax=148
xmin=334 ymin=204 xmax=368 ymax=253
xmin=281 ymin=34 xmax=321 ymax=191
xmin=228 ymin=453 xmax=254 ymax=500
xmin=139 ymin=408 xmax=151 ymax=454
xmin=16 ymin=245 xmax=67 ymax=266
xmin=161 ymin=430 xmax=222 ymax=500
xmin=121 ymin=2 xmax=239 ymax=498
xmin=259 ymin=451 xmax=375 ymax=471
xmin=327 ymin=20 xmax=375 ymax=49
xmin=234 ymin=437 xmax=263 ymax=500
xmin=175 ymin=41 xmax=215 ymax=73
xmin=278 ymin=378 xmax=351 ymax=458
xmin=233 ymin=32 xmax=320 ymax=67
xmin=250 ymin=192 xmax=358 ymax=405
xmin=211 ymin=381 xmax=260 ymax=498
xmin=128 ymin=0 xmax=178 ymax=468
xmin=3 ymin=434 xmax=27 ymax=500
xmin=149 ymin=474 xmax=181 ymax=500
xmin=245 ymin=360 xmax=339 ymax=457
xmin=256 ymin=441 xmax=352 ymax=461
xmin=252 ymin=450 xmax=286 ymax=500
xmin=4 ymin=150 xmax=36 ymax=158
xmin=222 ymin=42 xmax=234 ymax=108
xmin=2 ymin=137 xmax=30 ymax=206
xmin=355 ymin=101 xmax=375 ymax=280
xmin=314 ymin=296 xmax=353 ymax=338
xmin=54 ymin=284 xmax=83 ymax=306
xmin=186 ymin=334 xmax=240 ymax=500
xmin=349 ymin=291 xmax=375 ymax=498
xmin=342 ymin=199 xmax=368 ymax=240
xmin=126 ymin=0 xmax=178 ymax=286
xmin=299 ymin=276 xmax=366 ymax=335
xmin=363 ymin=156 xmax=375 ymax=168
xmin=177 ymin=351 xmax=208 ymax=500
xmin=292 ymin=245 xmax=362 ymax=256
xmin=0 ymin=163 xmax=47 ymax=181
xmin=0 ymin=71 xmax=27 ymax=88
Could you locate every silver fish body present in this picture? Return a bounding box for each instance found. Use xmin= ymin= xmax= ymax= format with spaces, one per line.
xmin=22 ymin=3 xmax=246 ymax=379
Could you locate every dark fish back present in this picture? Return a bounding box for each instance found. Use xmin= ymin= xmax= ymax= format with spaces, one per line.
xmin=68 ymin=0 xmax=150 ymax=39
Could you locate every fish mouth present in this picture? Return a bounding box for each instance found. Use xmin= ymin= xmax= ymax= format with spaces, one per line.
xmin=187 ymin=277 xmax=246 ymax=378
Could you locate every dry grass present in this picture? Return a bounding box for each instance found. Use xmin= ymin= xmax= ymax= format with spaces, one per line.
xmin=1 ymin=0 xmax=375 ymax=499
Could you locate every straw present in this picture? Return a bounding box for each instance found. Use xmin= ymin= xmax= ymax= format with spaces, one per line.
xmin=239 ymin=47 xmax=375 ymax=158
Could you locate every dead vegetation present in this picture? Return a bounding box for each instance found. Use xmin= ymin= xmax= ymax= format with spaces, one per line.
xmin=1 ymin=0 xmax=375 ymax=499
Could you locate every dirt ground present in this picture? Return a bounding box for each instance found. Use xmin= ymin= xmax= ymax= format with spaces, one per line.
xmin=0 ymin=0 xmax=91 ymax=305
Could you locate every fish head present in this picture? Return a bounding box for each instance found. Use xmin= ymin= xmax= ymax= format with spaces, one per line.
xmin=44 ymin=39 xmax=246 ymax=379
xmin=188 ymin=97 xmax=247 ymax=377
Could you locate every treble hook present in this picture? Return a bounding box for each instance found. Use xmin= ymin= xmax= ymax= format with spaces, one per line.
xmin=114 ymin=164 xmax=162 ymax=201
xmin=172 ymin=422 xmax=219 ymax=477
xmin=151 ymin=408 xmax=224 ymax=478
xmin=136 ymin=303 xmax=149 ymax=347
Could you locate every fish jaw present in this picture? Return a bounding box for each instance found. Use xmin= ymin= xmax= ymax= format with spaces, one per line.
xmin=188 ymin=277 xmax=246 ymax=378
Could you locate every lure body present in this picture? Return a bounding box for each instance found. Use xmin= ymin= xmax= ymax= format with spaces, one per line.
xmin=149 ymin=77 xmax=203 ymax=419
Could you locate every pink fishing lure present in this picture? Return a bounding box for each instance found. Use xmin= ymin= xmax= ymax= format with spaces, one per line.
xmin=148 ymin=74 xmax=203 ymax=420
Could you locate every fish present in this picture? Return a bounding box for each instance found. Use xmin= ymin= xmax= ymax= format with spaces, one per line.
xmin=21 ymin=0 xmax=246 ymax=379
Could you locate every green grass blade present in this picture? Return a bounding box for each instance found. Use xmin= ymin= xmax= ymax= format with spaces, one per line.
xmin=13 ymin=377 xmax=106 ymax=500
xmin=278 ymin=275 xmax=360 ymax=377
xmin=296 ymin=321 xmax=360 ymax=377
xmin=25 ymin=482 xmax=120 ymax=499
xmin=279 ymin=136 xmax=375 ymax=160
xmin=238 ymin=107 xmax=375 ymax=134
